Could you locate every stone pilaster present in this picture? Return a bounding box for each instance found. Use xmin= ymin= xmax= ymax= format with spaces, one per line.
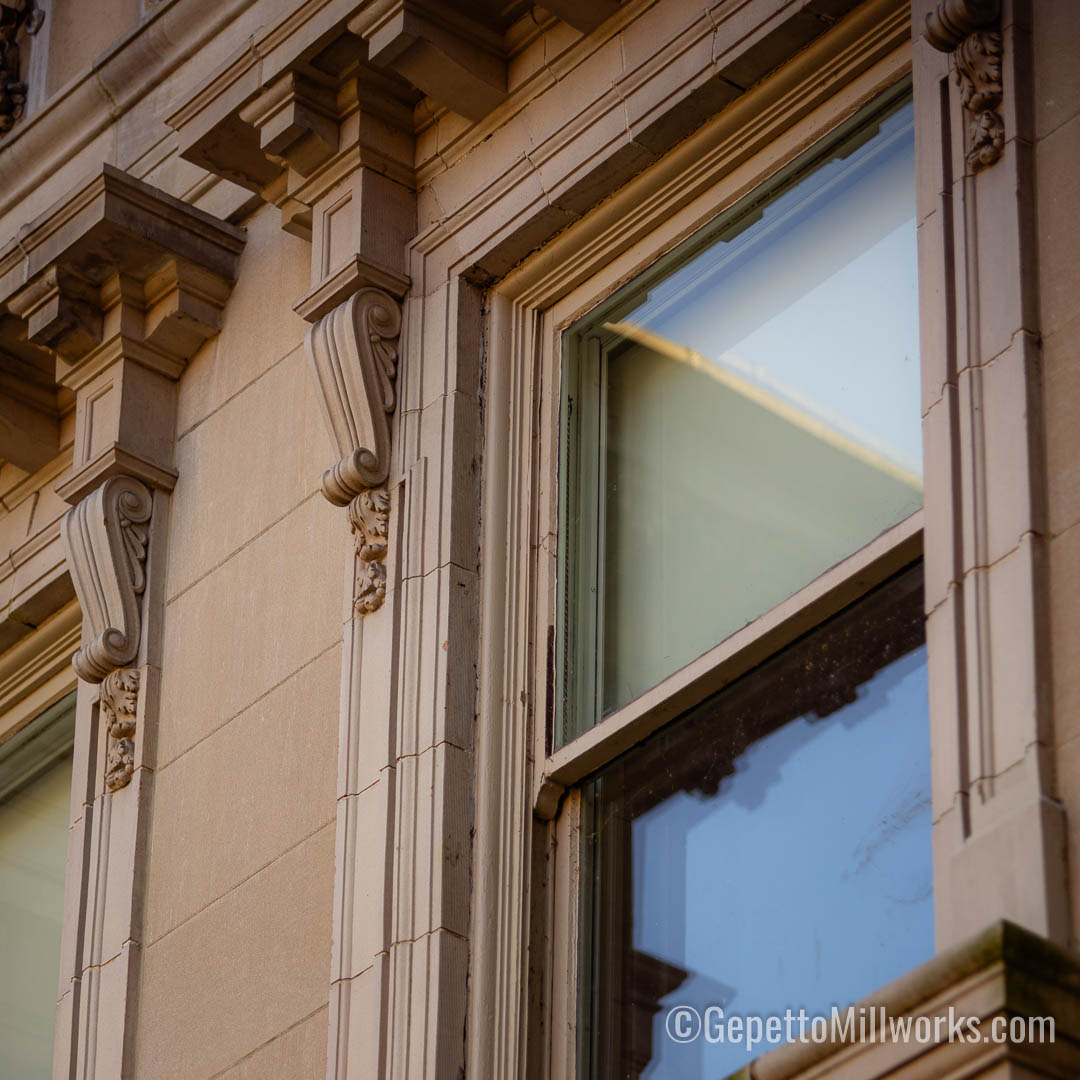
xmin=0 ymin=162 xmax=244 ymax=1078
xmin=913 ymin=0 xmax=1066 ymax=948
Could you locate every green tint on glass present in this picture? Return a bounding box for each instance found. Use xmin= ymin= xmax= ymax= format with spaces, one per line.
xmin=557 ymin=86 xmax=920 ymax=744
xmin=0 ymin=694 xmax=76 ymax=1079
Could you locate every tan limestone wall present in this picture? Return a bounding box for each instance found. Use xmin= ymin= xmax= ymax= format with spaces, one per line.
xmin=1037 ymin=0 xmax=1080 ymax=950
xmin=44 ymin=0 xmax=142 ymax=97
xmin=132 ymin=204 xmax=346 ymax=1078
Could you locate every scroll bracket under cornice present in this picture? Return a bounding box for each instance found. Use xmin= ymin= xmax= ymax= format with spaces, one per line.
xmin=61 ymin=475 xmax=153 ymax=684
xmin=304 ymin=284 xmax=405 ymax=615
xmin=924 ymin=0 xmax=1004 ymax=172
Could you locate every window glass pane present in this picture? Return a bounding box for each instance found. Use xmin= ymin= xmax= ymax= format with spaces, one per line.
xmin=0 ymin=699 xmax=75 ymax=1079
xmin=559 ymin=89 xmax=920 ymax=741
xmin=579 ymin=566 xmax=932 ymax=1079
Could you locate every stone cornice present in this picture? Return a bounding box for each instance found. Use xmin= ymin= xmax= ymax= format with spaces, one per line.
xmin=166 ymin=0 xmax=634 ymax=222
xmin=0 ymin=0 xmax=264 ymax=226
xmin=0 ymin=164 xmax=244 ymax=496
xmin=0 ymin=164 xmax=245 ymax=302
xmin=293 ymin=254 xmax=410 ymax=322
xmin=162 ymin=0 xmax=360 ymax=142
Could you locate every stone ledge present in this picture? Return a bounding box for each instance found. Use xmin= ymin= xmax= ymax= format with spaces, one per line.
xmin=735 ymin=921 xmax=1080 ymax=1080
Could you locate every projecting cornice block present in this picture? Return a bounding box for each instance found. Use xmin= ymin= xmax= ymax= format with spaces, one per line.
xmin=0 ymin=164 xmax=245 ymax=502
xmin=539 ymin=0 xmax=620 ymax=35
xmin=355 ymin=0 xmax=507 ymax=123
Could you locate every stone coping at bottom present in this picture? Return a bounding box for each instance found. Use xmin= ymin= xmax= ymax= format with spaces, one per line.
xmin=723 ymin=920 xmax=1080 ymax=1079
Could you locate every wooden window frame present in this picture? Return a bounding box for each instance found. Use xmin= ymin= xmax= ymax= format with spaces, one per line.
xmin=472 ymin=7 xmax=919 ymax=1076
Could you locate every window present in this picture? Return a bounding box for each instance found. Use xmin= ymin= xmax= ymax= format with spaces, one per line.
xmin=553 ymin=86 xmax=931 ymax=1078
xmin=558 ymin=86 xmax=921 ymax=742
xmin=0 ymin=693 xmax=76 ymax=1079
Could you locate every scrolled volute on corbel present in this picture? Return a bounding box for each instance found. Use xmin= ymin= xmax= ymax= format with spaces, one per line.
xmin=305 ymin=286 xmax=403 ymax=615
xmin=306 ymin=287 xmax=402 ymax=506
xmin=923 ymin=0 xmax=998 ymax=49
xmin=924 ymin=0 xmax=1004 ymax=172
xmin=61 ymin=475 xmax=153 ymax=683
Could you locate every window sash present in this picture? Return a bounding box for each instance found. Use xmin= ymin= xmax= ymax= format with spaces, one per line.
xmin=474 ymin=15 xmax=916 ymax=1075
xmin=538 ymin=509 xmax=922 ymax=810
xmin=555 ymin=82 xmax=919 ymax=749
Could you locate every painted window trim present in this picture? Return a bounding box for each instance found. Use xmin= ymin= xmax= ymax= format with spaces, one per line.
xmin=533 ymin=78 xmax=925 ymax=1075
xmin=473 ymin=10 xmax=918 ymax=1075
xmin=0 ymin=688 xmax=76 ymax=802
xmin=539 ymin=509 xmax=924 ymax=806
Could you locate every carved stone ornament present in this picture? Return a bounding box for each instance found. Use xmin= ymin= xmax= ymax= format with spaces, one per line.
xmin=102 ymin=667 xmax=139 ymax=792
xmin=0 ymin=1 xmax=43 ymax=135
xmin=924 ymin=0 xmax=1003 ymax=172
xmin=305 ymin=288 xmax=401 ymax=506
xmin=61 ymin=476 xmax=153 ymax=683
xmin=349 ymin=488 xmax=391 ymax=613
xmin=306 ymin=288 xmax=402 ymax=615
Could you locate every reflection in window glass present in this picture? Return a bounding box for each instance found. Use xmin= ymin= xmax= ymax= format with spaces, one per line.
xmin=0 ymin=699 xmax=75 ymax=1079
xmin=579 ymin=567 xmax=933 ymax=1079
xmin=559 ymin=88 xmax=920 ymax=741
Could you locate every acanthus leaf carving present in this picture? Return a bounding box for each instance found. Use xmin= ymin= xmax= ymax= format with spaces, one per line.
xmin=0 ymin=1 xmax=43 ymax=135
xmin=306 ymin=288 xmax=403 ymax=615
xmin=924 ymin=0 xmax=1003 ymax=172
xmin=101 ymin=667 xmax=139 ymax=792
xmin=305 ymin=288 xmax=401 ymax=507
xmin=61 ymin=475 xmax=154 ymax=683
xmin=954 ymin=29 xmax=1004 ymax=171
xmin=349 ymin=487 xmax=391 ymax=614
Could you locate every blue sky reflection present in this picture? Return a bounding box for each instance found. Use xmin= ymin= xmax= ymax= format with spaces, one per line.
xmin=632 ymin=645 xmax=932 ymax=1078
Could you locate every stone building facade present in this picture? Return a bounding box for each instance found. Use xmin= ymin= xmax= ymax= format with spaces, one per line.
xmin=0 ymin=0 xmax=1077 ymax=1077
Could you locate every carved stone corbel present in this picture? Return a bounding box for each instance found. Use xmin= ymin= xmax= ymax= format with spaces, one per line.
xmin=60 ymin=475 xmax=153 ymax=683
xmin=305 ymin=288 xmax=402 ymax=613
xmin=924 ymin=0 xmax=1003 ymax=172
xmin=102 ymin=667 xmax=139 ymax=791
xmin=350 ymin=488 xmax=391 ymax=614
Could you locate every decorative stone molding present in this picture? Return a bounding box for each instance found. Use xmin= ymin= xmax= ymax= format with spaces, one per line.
xmin=102 ymin=667 xmax=139 ymax=792
xmin=306 ymin=288 xmax=401 ymax=506
xmin=1 ymin=166 xmax=246 ymax=1080
xmin=953 ymin=30 xmax=1004 ymax=169
xmin=0 ymin=0 xmax=43 ymax=135
xmin=923 ymin=0 xmax=998 ymax=45
xmin=924 ymin=0 xmax=1003 ymax=171
xmin=355 ymin=0 xmax=508 ymax=123
xmin=349 ymin=488 xmax=391 ymax=613
xmin=171 ymin=48 xmax=419 ymax=248
xmin=0 ymin=165 xmax=244 ymax=503
xmin=916 ymin=0 xmax=1066 ymax=949
xmin=165 ymin=0 xmax=628 ymax=256
xmin=60 ymin=476 xmax=152 ymax=684
xmin=1 ymin=168 xmax=243 ymax=683
xmin=539 ymin=0 xmax=620 ymax=35
xmin=306 ymin=288 xmax=402 ymax=614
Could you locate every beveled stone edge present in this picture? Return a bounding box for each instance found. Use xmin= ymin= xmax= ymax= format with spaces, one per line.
xmin=746 ymin=920 xmax=1080 ymax=1080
